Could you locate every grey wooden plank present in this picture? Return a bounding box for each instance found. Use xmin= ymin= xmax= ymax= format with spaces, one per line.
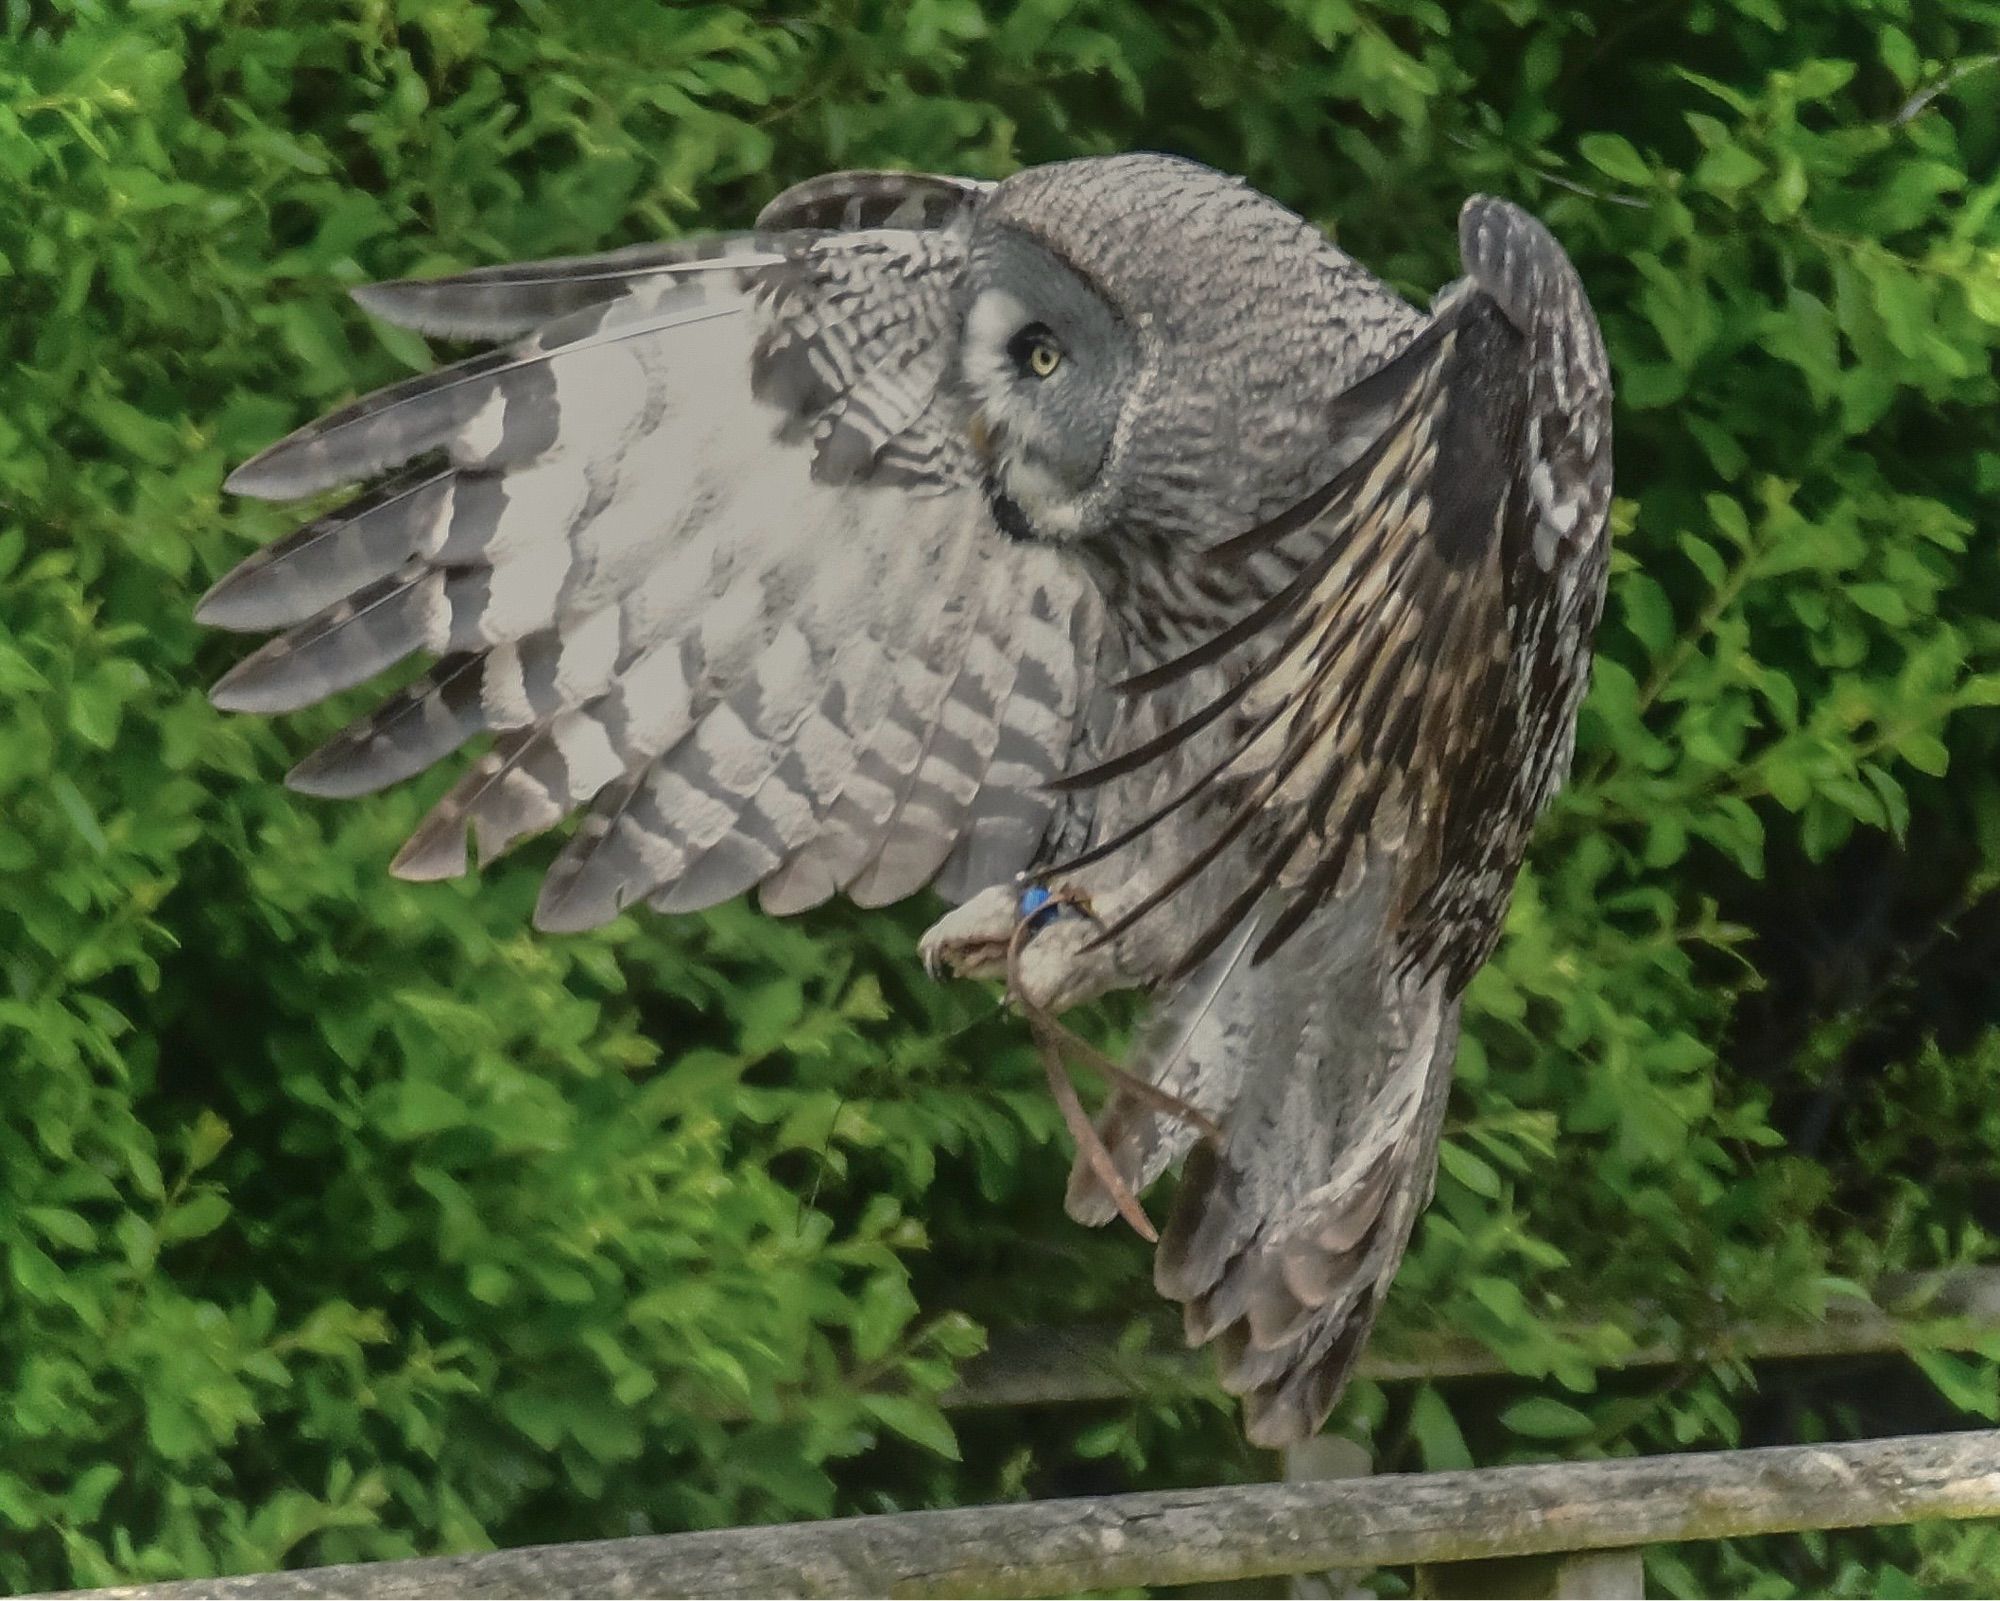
xmin=48 ymin=1429 xmax=2000 ymax=1600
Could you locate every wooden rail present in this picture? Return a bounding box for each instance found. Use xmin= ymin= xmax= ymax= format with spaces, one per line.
xmin=53 ymin=1429 xmax=2000 ymax=1600
xmin=944 ymin=1267 xmax=2000 ymax=1409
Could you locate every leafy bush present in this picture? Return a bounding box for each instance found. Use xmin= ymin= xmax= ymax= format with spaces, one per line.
xmin=4 ymin=0 xmax=1998 ymax=1594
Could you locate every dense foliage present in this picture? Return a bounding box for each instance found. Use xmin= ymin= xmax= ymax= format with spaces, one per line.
xmin=5 ymin=0 xmax=1999 ymax=1593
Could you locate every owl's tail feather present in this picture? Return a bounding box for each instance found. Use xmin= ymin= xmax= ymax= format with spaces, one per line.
xmin=1156 ymin=982 xmax=1455 ymax=1448
xmin=1065 ymin=930 xmax=1457 ymax=1448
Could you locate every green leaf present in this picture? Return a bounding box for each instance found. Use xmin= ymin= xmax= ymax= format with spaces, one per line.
xmin=1880 ymin=28 xmax=1920 ymax=89
xmin=1500 ymin=1397 xmax=1596 ymax=1439
xmin=379 ymin=1080 xmax=470 ymax=1140
xmin=1409 ymin=1385 xmax=1474 ymax=1471
xmin=1621 ymin=574 xmax=1676 ymax=653
xmin=862 ymin=1394 xmax=960 ymax=1460
xmin=26 ymin=1208 xmax=95 ymax=1252
xmin=1899 ymin=731 xmax=1950 ymax=777
xmin=186 ymin=1110 xmax=232 ymax=1172
xmin=1911 ymin=1349 xmax=2000 ymax=1420
xmin=1693 ymin=143 xmax=1767 ymax=197
xmin=1439 ymin=1141 xmax=1502 ymax=1198
xmin=1577 ymin=132 xmax=1650 ymax=187
xmin=159 ymin=1189 xmax=230 ymax=1245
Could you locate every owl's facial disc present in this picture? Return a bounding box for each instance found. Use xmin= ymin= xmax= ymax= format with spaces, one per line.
xmin=960 ymin=233 xmax=1136 ymax=543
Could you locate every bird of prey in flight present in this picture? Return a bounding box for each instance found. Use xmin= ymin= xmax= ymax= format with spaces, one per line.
xmin=203 ymin=154 xmax=1611 ymax=1447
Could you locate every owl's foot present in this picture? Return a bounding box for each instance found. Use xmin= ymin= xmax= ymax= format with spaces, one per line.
xmin=918 ymin=883 xmax=1023 ymax=982
xmin=919 ymin=880 xmax=1118 ymax=1009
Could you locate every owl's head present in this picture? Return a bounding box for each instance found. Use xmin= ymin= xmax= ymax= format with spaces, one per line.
xmin=958 ymin=219 xmax=1143 ymax=543
xmin=958 ymin=153 xmax=1376 ymax=548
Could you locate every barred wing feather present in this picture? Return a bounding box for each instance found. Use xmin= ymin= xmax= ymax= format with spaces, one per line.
xmin=203 ymin=171 xmax=1099 ymax=930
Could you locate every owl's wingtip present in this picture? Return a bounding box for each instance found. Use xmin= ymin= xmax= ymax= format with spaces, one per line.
xmin=221 ymin=455 xmax=283 ymax=499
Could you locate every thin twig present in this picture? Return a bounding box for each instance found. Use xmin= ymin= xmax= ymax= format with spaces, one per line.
xmin=1895 ymin=54 xmax=2000 ymax=125
xmin=1538 ymin=167 xmax=1651 ymax=209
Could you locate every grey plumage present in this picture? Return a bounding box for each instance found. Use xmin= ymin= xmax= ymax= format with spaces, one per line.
xmin=204 ymin=153 xmax=1612 ymax=1447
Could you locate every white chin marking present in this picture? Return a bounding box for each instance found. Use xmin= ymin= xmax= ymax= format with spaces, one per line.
xmin=1002 ymin=457 xmax=1087 ymax=539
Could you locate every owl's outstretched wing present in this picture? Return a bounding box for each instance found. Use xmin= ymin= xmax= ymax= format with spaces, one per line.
xmin=1059 ymin=196 xmax=1611 ymax=1448
xmin=1062 ymin=194 xmax=1612 ymax=990
xmin=202 ymin=172 xmax=1104 ymax=925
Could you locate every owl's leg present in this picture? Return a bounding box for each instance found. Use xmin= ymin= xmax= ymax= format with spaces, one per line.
xmin=1003 ymin=886 xmax=1135 ymax=1013
xmin=923 ymin=875 xmax=1220 ymax=1242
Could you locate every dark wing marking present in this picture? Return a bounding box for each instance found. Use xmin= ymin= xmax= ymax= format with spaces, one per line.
xmin=1058 ymin=195 xmax=1613 ymax=987
xmin=756 ymin=169 xmax=997 ymax=232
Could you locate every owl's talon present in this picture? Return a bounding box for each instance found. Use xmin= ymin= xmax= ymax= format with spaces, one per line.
xmin=919 ymin=880 xmax=1109 ymax=1004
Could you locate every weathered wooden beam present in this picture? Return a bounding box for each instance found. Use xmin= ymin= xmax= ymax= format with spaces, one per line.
xmin=53 ymin=1429 xmax=2000 ymax=1600
xmin=943 ymin=1267 xmax=2000 ymax=1410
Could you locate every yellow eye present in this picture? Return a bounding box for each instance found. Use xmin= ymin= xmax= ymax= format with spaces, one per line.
xmin=1008 ymin=323 xmax=1065 ymax=379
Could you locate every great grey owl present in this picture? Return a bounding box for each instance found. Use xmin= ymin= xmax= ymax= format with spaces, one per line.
xmin=202 ymin=154 xmax=1612 ymax=1448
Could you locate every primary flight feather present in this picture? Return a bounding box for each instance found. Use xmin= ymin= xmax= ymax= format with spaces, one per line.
xmin=204 ymin=154 xmax=1611 ymax=1447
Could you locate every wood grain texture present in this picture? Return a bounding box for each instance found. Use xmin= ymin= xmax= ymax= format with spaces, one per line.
xmin=51 ymin=1429 xmax=2000 ymax=1600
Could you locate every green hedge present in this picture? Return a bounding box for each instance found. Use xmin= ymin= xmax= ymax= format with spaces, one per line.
xmin=5 ymin=0 xmax=1999 ymax=1594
